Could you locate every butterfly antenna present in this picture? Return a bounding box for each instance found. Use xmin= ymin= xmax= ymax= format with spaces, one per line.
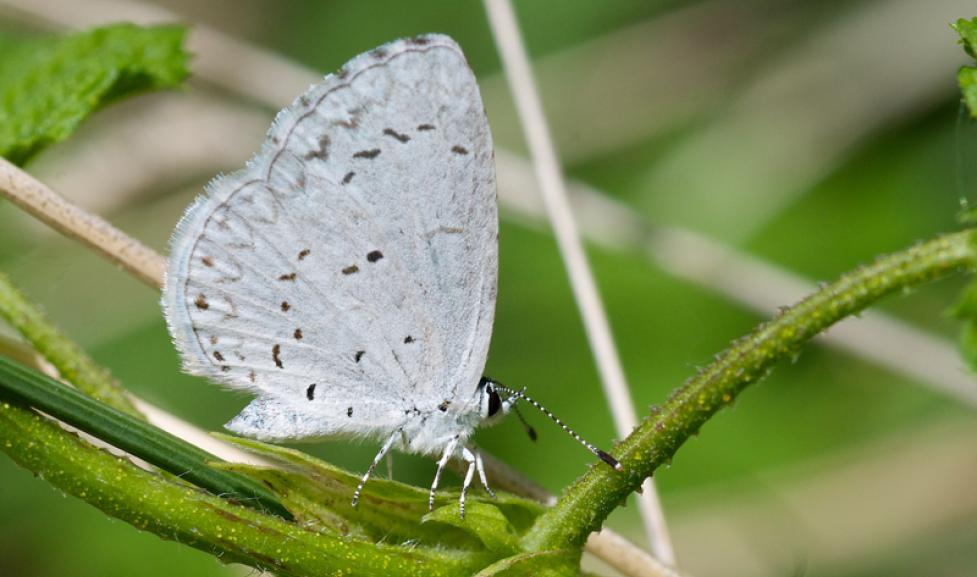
xmin=500 ymin=386 xmax=622 ymax=471
xmin=512 ymin=404 xmax=538 ymax=441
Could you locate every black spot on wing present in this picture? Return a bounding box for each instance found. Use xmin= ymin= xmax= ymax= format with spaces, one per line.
xmin=201 ymin=256 xmax=214 ymax=267
xmin=281 ymin=301 xmax=291 ymax=312
xmin=347 ymin=406 xmax=354 ymax=417
xmin=342 ymin=265 xmax=359 ymax=275
xmin=451 ymin=145 xmax=469 ymax=155
xmin=194 ymin=294 xmax=209 ymax=310
xmin=272 ymin=344 xmax=283 ymax=369
xmin=404 ymin=335 xmax=414 ymax=344
xmin=213 ymin=351 xmax=224 ymax=362
xmin=278 ymin=273 xmax=296 ymax=281
xmin=354 ymin=350 xmax=365 ymax=363
xmin=383 ymin=128 xmax=410 ymax=143
xmin=298 ymin=249 xmax=310 ymax=261
xmin=342 ymin=171 xmax=355 ymax=185
xmin=304 ymin=135 xmax=330 ymax=160
xmin=367 ymin=250 xmax=383 ymax=263
xmin=353 ymin=149 xmax=381 ymax=159
xmin=306 ymin=383 xmax=316 ymax=401
xmin=417 ymin=124 xmax=435 ymax=131
xmin=294 ymin=328 xmax=303 ymax=340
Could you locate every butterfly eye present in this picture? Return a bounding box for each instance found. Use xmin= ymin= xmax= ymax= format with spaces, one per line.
xmin=486 ymin=389 xmax=502 ymax=417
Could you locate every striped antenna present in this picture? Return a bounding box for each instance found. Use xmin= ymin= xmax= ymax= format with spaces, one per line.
xmin=512 ymin=404 xmax=537 ymax=441
xmin=496 ymin=384 xmax=622 ymax=471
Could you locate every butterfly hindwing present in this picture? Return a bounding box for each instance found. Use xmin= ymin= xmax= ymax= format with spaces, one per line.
xmin=163 ymin=34 xmax=497 ymax=440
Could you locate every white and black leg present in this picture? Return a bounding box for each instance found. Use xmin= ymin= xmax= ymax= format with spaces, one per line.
xmin=429 ymin=434 xmax=460 ymax=511
xmin=472 ymin=449 xmax=495 ymax=499
xmin=459 ymin=452 xmax=476 ymax=519
xmin=352 ymin=428 xmax=400 ymax=508
xmin=388 ymin=430 xmax=407 ymax=479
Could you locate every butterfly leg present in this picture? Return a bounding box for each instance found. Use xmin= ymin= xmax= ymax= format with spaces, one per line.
xmin=429 ymin=434 xmax=460 ymax=511
xmin=389 ymin=429 xmax=407 ymax=478
xmin=459 ymin=454 xmax=476 ymax=519
xmin=352 ymin=429 xmax=400 ymax=508
xmin=471 ymin=448 xmax=496 ymax=499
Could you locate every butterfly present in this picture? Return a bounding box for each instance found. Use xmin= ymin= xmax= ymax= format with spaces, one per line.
xmin=162 ymin=34 xmax=618 ymax=518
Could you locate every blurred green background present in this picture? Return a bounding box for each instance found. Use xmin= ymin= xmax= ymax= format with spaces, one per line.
xmin=1 ymin=0 xmax=976 ymax=576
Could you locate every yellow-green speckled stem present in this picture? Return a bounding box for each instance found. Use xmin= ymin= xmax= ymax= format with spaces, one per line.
xmin=0 ymin=400 xmax=493 ymax=577
xmin=523 ymin=230 xmax=977 ymax=552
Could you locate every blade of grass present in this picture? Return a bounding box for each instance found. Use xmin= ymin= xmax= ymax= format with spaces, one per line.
xmin=0 ymin=354 xmax=289 ymax=518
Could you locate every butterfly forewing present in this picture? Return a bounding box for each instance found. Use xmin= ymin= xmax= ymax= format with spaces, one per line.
xmin=163 ymin=35 xmax=498 ymax=441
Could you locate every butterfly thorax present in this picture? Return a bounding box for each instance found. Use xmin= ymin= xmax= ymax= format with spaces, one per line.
xmin=398 ymin=375 xmax=510 ymax=455
xmin=398 ymin=397 xmax=482 ymax=455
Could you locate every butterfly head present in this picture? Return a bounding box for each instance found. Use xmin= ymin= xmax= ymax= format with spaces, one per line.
xmin=477 ymin=376 xmax=518 ymax=426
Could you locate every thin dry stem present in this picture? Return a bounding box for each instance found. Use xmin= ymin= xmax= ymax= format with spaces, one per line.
xmin=482 ymin=0 xmax=675 ymax=563
xmin=0 ymin=158 xmax=165 ymax=288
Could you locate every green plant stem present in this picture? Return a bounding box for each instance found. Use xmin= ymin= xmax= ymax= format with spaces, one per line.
xmin=0 ymin=398 xmax=493 ymax=577
xmin=522 ymin=230 xmax=977 ymax=551
xmin=0 ymin=271 xmax=140 ymax=416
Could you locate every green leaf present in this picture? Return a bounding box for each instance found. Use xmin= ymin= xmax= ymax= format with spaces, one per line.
xmin=0 ymin=355 xmax=289 ymax=518
xmin=423 ymin=502 xmax=520 ymax=554
xmin=215 ymin=433 xmax=544 ymax=548
xmin=210 ymin=463 xmax=377 ymax=540
xmin=0 ymin=23 xmax=188 ymax=165
xmin=953 ymin=17 xmax=977 ymax=58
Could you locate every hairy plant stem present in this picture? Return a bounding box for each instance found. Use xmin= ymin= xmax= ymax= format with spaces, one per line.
xmin=523 ymin=230 xmax=977 ymax=551
xmin=0 ymin=399 xmax=493 ymax=577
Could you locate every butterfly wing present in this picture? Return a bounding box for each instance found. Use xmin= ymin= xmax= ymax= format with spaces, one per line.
xmin=162 ymin=35 xmax=497 ymax=442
